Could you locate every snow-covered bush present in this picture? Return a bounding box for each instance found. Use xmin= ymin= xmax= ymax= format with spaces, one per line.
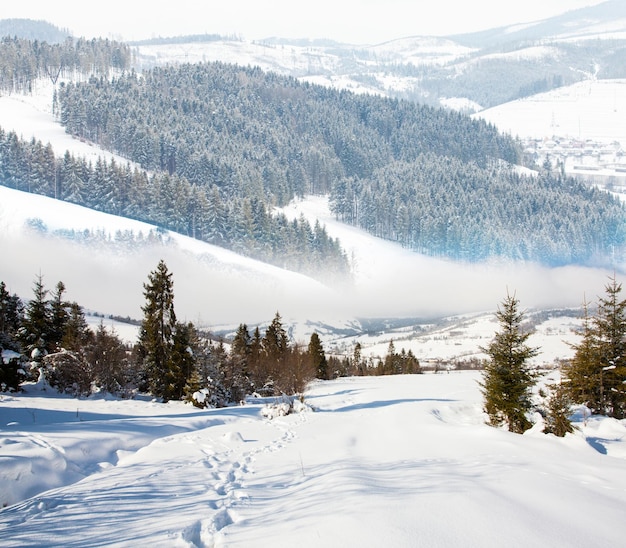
xmin=261 ymin=394 xmax=313 ymax=419
xmin=42 ymin=350 xmax=92 ymax=397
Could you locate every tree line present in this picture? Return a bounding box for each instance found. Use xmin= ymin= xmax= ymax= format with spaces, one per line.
xmin=0 ymin=35 xmax=131 ymax=92
xmin=330 ymin=156 xmax=626 ymax=265
xmin=4 ymin=266 xmax=625 ymax=428
xmin=481 ymin=276 xmax=626 ymax=439
xmin=0 ymin=262 xmax=420 ymax=402
xmin=0 ymin=128 xmax=349 ymax=281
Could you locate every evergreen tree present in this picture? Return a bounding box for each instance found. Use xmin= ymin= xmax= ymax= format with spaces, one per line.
xmin=564 ymin=277 xmax=626 ymax=418
xmin=562 ymin=300 xmax=601 ymax=411
xmin=167 ymin=321 xmax=196 ymax=401
xmin=49 ymin=281 xmax=70 ymax=352
xmin=137 ymin=260 xmax=179 ymax=401
xmin=480 ymin=292 xmax=539 ymax=433
xmin=18 ymin=274 xmax=51 ymax=361
xmin=0 ymin=281 xmax=25 ymax=391
xmin=261 ymin=312 xmax=290 ymax=394
xmin=61 ymin=302 xmax=93 ymax=352
xmin=88 ymin=322 xmax=128 ymax=394
xmin=248 ymin=326 xmax=264 ymax=393
xmin=0 ymin=281 xmax=23 ymax=351
xmin=593 ymin=275 xmax=626 ymax=418
xmin=308 ymin=332 xmax=328 ymax=380
xmin=228 ymin=323 xmax=252 ymax=401
xmin=185 ymin=338 xmax=228 ymax=408
xmin=542 ymin=383 xmax=574 ymax=437
xmin=353 ymin=342 xmax=365 ymax=376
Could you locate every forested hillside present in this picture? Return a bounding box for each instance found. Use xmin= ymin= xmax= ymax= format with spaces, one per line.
xmin=54 ymin=61 xmax=625 ymax=266
xmin=1 ymin=34 xmax=625 ymax=268
xmin=0 ymin=129 xmax=349 ymax=281
xmin=330 ymin=155 xmax=625 ymax=264
xmin=0 ymin=36 xmax=131 ymax=91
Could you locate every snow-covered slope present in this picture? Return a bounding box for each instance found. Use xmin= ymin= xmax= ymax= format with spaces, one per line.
xmin=0 ymin=186 xmax=349 ymax=327
xmin=133 ymin=36 xmax=472 ymax=98
xmin=1 ymin=373 xmax=626 ymax=546
xmin=0 ymin=80 xmax=618 ymax=333
xmin=476 ymin=78 xmax=626 ymax=146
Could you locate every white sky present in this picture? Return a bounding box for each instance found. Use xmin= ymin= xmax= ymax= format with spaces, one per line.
xmin=2 ymin=0 xmax=607 ymax=44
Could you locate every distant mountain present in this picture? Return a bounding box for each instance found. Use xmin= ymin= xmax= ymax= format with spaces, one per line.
xmin=450 ymin=0 xmax=626 ymax=48
xmin=132 ymin=0 xmax=626 ymax=110
xmin=0 ymin=18 xmax=70 ymax=43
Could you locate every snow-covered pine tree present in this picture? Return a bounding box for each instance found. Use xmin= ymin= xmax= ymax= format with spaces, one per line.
xmin=480 ymin=292 xmax=539 ymax=433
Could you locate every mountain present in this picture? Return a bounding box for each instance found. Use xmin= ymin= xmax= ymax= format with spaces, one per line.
xmin=131 ymin=1 xmax=626 ymax=110
xmin=0 ymin=18 xmax=70 ymax=43
xmin=450 ymin=0 xmax=626 ymax=48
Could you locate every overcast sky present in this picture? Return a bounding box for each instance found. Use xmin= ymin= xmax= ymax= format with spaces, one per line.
xmin=3 ymin=0 xmax=607 ymax=44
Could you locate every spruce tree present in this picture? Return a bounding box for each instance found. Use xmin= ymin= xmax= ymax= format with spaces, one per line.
xmin=0 ymin=281 xmax=23 ymax=351
xmin=49 ymin=281 xmax=70 ymax=352
xmin=137 ymin=260 xmax=179 ymax=401
xmin=562 ymin=300 xmax=602 ymax=411
xmin=590 ymin=276 xmax=626 ymax=417
xmin=480 ymin=292 xmax=539 ymax=433
xmin=542 ymin=383 xmax=574 ymax=437
xmin=89 ymin=323 xmax=128 ymax=394
xmin=308 ymin=332 xmax=328 ymax=380
xmin=594 ymin=276 xmax=626 ymax=418
xmin=0 ymin=281 xmax=25 ymax=391
xmin=228 ymin=324 xmax=252 ymax=401
xmin=18 ymin=274 xmax=51 ymax=361
xmin=564 ymin=277 xmax=626 ymax=418
xmin=168 ymin=321 xmax=196 ymax=401
xmin=262 ymin=312 xmax=289 ymax=394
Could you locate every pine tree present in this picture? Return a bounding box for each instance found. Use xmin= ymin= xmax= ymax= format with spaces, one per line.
xmin=137 ymin=260 xmax=179 ymax=401
xmin=0 ymin=281 xmax=25 ymax=391
xmin=49 ymin=281 xmax=70 ymax=352
xmin=61 ymin=302 xmax=93 ymax=352
xmin=353 ymin=342 xmax=365 ymax=376
xmin=562 ymin=300 xmax=601 ymax=411
xmin=589 ymin=276 xmax=626 ymax=417
xmin=262 ymin=312 xmax=289 ymax=394
xmin=168 ymin=321 xmax=196 ymax=401
xmin=480 ymin=292 xmax=539 ymax=433
xmin=564 ymin=277 xmax=626 ymax=418
xmin=228 ymin=323 xmax=252 ymax=401
xmin=0 ymin=281 xmax=23 ymax=351
xmin=308 ymin=332 xmax=328 ymax=380
xmin=542 ymin=383 xmax=574 ymax=437
xmin=18 ymin=274 xmax=51 ymax=361
xmin=88 ymin=322 xmax=128 ymax=394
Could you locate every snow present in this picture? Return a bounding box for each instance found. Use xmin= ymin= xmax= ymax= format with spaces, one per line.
xmin=0 ymin=185 xmax=348 ymax=327
xmin=278 ymin=196 xmax=617 ymax=321
xmin=1 ymin=373 xmax=626 ymax=546
xmin=475 ymin=78 xmax=626 ymax=147
xmin=0 ymin=79 xmax=135 ymax=168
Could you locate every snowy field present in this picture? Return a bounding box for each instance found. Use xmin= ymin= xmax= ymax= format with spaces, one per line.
xmin=476 ymin=78 xmax=626 ymax=147
xmin=1 ymin=372 xmax=626 ymax=547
